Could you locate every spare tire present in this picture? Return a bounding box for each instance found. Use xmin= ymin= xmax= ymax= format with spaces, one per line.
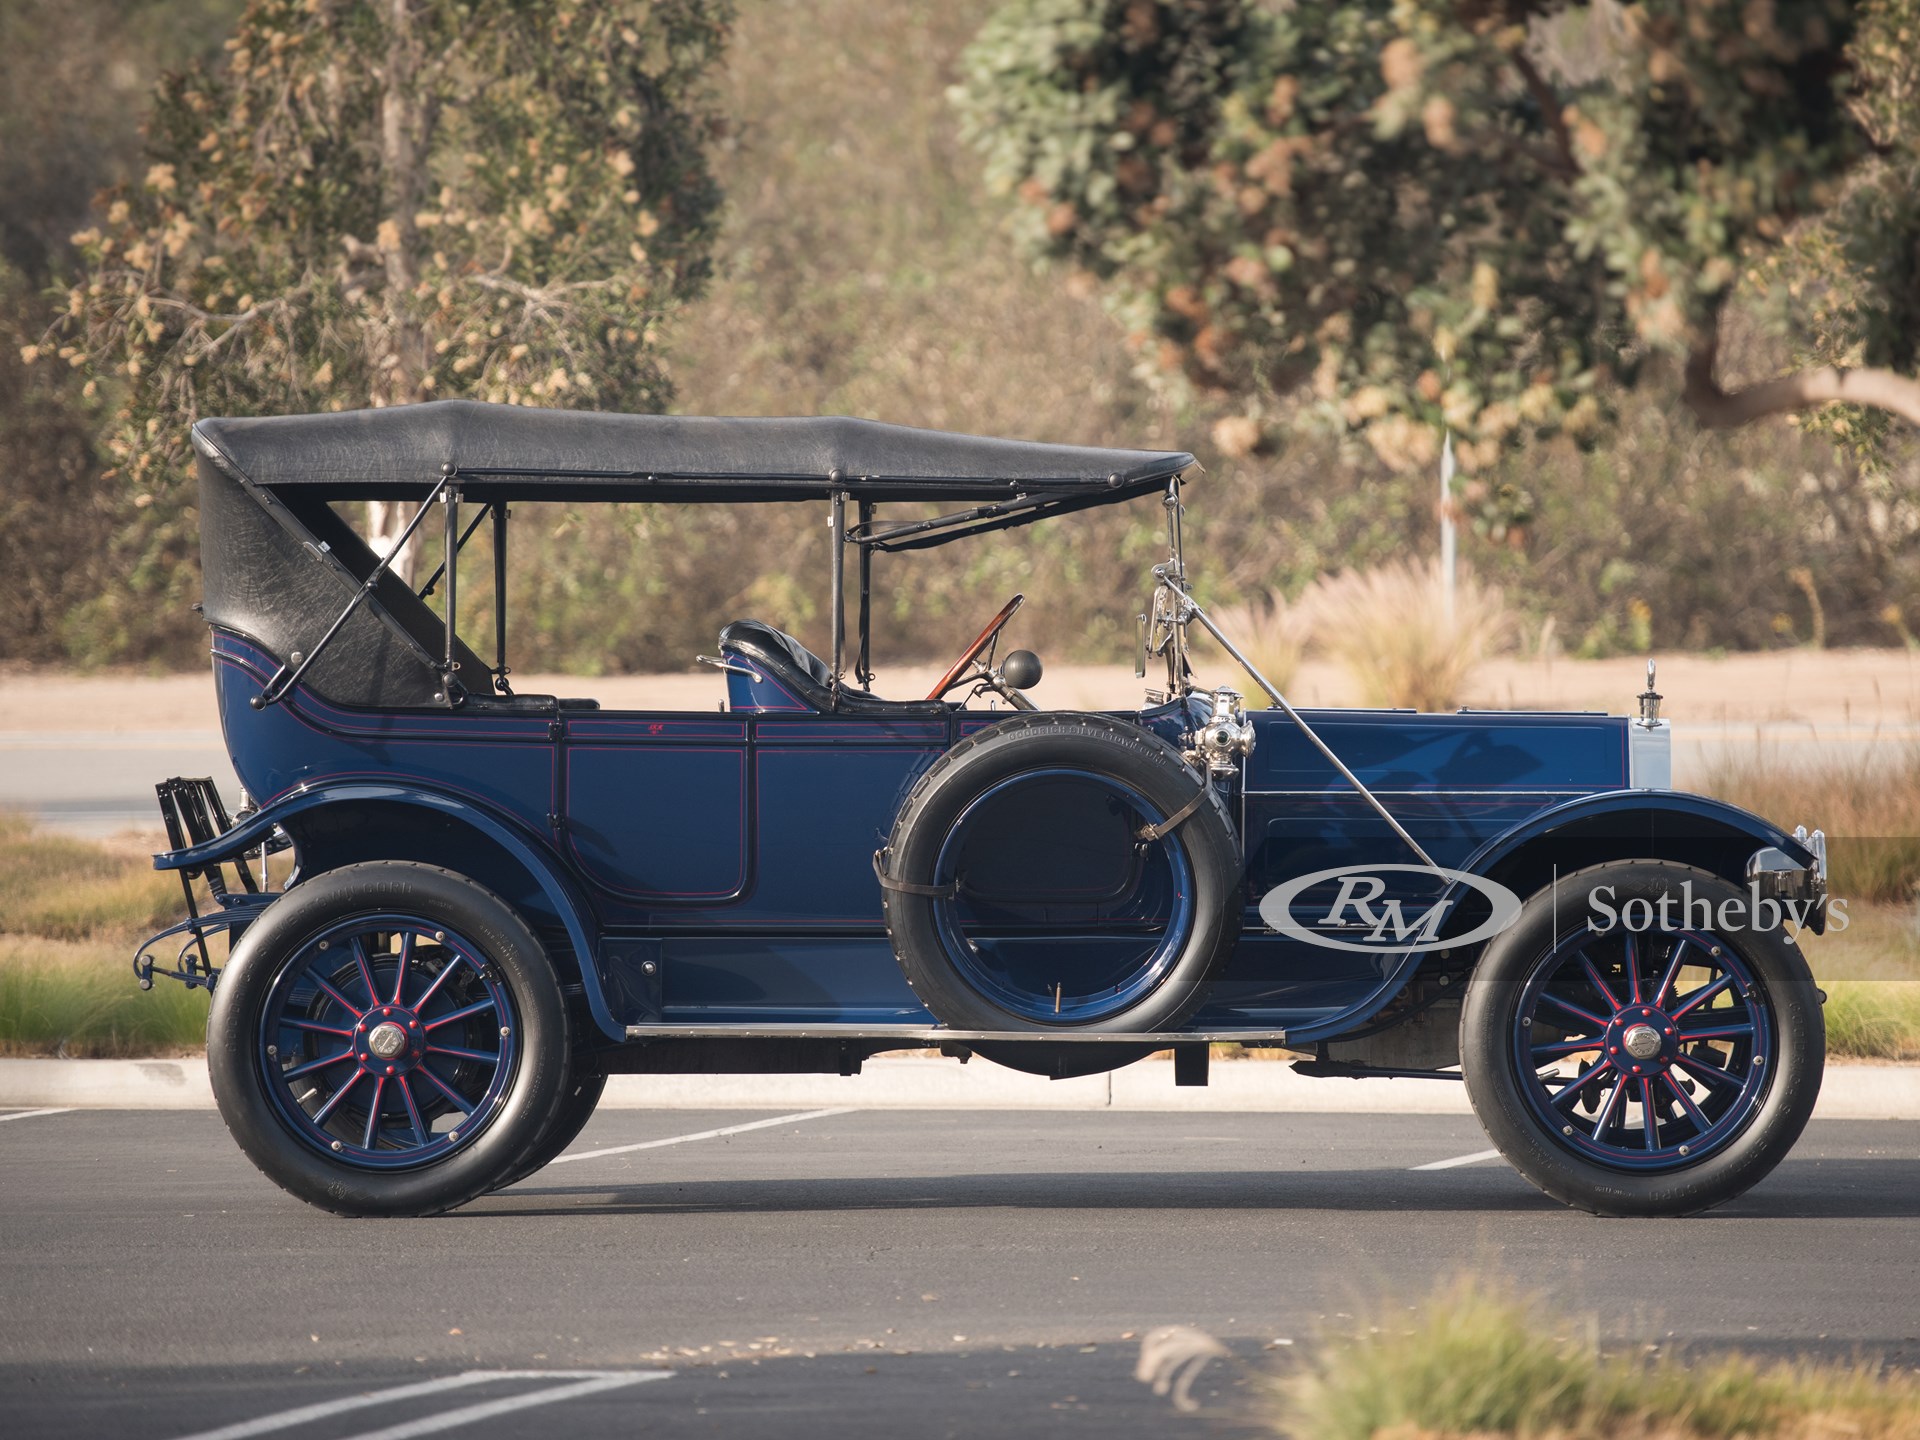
xmin=876 ymin=712 xmax=1240 ymax=1032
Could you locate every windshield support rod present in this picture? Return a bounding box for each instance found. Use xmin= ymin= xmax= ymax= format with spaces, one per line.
xmin=492 ymin=501 xmax=510 ymax=694
xmin=855 ymin=499 xmax=874 ymax=687
xmin=829 ymin=488 xmax=847 ymax=706
xmin=250 ymin=474 xmax=452 ymax=710
xmin=441 ymin=479 xmax=460 ymax=704
xmin=1179 ymin=582 xmax=1438 ymax=870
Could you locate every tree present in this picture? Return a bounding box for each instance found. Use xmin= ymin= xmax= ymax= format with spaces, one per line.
xmin=952 ymin=0 xmax=1920 ymax=476
xmin=35 ymin=0 xmax=731 ymax=573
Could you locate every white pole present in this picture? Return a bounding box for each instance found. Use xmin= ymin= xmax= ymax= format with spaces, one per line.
xmin=1439 ymin=428 xmax=1457 ymax=625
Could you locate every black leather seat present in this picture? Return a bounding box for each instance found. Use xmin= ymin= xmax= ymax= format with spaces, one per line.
xmin=718 ymin=620 xmax=951 ymax=715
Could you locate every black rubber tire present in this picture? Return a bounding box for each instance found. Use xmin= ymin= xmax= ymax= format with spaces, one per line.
xmin=206 ymin=862 xmax=570 ymax=1217
xmin=490 ymin=1062 xmax=607 ymax=1191
xmin=878 ymin=711 xmax=1240 ymax=1033
xmin=1460 ymin=861 xmax=1824 ymax=1217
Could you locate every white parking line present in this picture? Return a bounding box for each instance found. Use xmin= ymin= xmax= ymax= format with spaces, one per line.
xmin=1410 ymin=1147 xmax=1503 ymax=1171
xmin=549 ymin=1106 xmax=855 ymax=1166
xmin=168 ymin=1370 xmax=669 ymax=1440
xmin=0 ymin=1108 xmax=72 ymax=1125
xmin=335 ymin=1371 xmax=671 ymax=1440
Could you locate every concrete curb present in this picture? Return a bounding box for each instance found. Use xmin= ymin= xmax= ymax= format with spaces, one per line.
xmin=5 ymin=1056 xmax=1919 ymax=1119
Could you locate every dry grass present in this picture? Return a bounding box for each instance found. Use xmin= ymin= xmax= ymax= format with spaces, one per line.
xmin=1199 ymin=592 xmax=1314 ymax=698
xmin=1696 ymin=743 xmax=1920 ymax=905
xmin=1276 ymin=1274 xmax=1920 ymax=1440
xmin=0 ymin=810 xmax=179 ymax=939
xmin=1303 ymin=559 xmax=1515 ymax=712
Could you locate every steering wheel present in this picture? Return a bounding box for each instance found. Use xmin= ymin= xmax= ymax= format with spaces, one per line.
xmin=927 ymin=594 xmax=1025 ymax=700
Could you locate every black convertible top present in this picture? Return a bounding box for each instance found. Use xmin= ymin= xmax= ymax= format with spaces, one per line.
xmin=191 ymin=401 xmax=1194 ymax=503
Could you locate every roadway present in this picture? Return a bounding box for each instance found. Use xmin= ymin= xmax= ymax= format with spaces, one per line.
xmin=3 ymin=1106 xmax=1917 ymax=1437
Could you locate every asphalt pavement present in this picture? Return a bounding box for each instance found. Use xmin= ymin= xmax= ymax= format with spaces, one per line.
xmin=3 ymin=1106 xmax=1919 ymax=1438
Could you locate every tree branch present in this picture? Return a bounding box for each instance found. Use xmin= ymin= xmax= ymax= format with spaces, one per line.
xmin=1683 ymin=313 xmax=1920 ymax=429
xmin=1511 ymin=49 xmax=1576 ymax=178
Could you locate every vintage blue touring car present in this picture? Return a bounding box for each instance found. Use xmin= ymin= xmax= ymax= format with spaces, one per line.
xmin=137 ymin=401 xmax=1830 ymax=1217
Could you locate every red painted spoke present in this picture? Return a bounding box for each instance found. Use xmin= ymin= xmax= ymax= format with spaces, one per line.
xmin=1548 ymin=1058 xmax=1612 ymax=1108
xmin=1540 ymin=991 xmax=1609 ymax=1030
xmin=1579 ymin=955 xmax=1623 ymax=1013
xmin=396 ymin=1075 xmax=428 ymax=1145
xmin=1675 ymin=1052 xmax=1744 ymax=1089
xmin=351 ymin=937 xmax=380 ymax=1010
xmin=311 ymin=973 xmax=365 ymax=1020
xmin=310 ymin=1069 xmax=363 ymax=1125
xmin=1639 ymin=1078 xmax=1660 ymax=1150
xmin=1653 ymin=937 xmax=1690 ymax=1009
xmin=1670 ymin=973 xmax=1734 ymax=1021
xmin=426 ymin=1043 xmax=501 ymax=1063
xmin=362 ymin=1075 xmax=387 ymax=1150
xmin=1664 ymin=1071 xmax=1710 ymax=1131
xmin=1531 ymin=1035 xmax=1606 ymax=1059
xmin=1590 ymin=1076 xmax=1626 ymax=1137
xmin=1676 ymin=1023 xmax=1755 ymax=1043
xmin=408 ymin=956 xmax=465 ymax=1013
xmin=390 ymin=932 xmax=413 ymax=1006
xmin=1625 ymin=932 xmax=1643 ymax=1004
xmin=423 ymin=997 xmax=496 ymax=1031
xmin=415 ymin=1064 xmax=474 ymax=1116
xmin=282 ymin=1048 xmax=356 ymax=1080
xmin=282 ymin=1018 xmax=352 ymax=1037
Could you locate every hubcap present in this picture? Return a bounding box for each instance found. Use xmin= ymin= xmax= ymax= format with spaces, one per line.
xmin=366 ymin=1022 xmax=409 ymax=1060
xmin=1621 ymin=1022 xmax=1663 ymax=1061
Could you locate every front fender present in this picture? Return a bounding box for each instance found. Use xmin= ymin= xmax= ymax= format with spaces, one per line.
xmin=155 ymin=781 xmax=621 ymax=1041
xmin=1289 ymin=787 xmax=1820 ymax=1047
xmin=1461 ymin=787 xmax=1817 ymax=881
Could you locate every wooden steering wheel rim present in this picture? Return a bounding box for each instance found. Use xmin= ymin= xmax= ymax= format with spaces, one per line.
xmin=926 ymin=593 xmax=1025 ymax=700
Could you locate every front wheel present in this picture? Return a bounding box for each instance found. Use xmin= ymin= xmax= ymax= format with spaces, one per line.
xmin=206 ymin=862 xmax=570 ymax=1216
xmin=1461 ymin=861 xmax=1823 ymax=1217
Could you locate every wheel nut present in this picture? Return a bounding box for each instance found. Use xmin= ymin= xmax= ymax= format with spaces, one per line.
xmin=500 ymin=1026 xmax=511 ymax=1037
xmin=330 ymin=1140 xmax=342 ymax=1152
xmin=434 ymin=931 xmax=446 ymax=942
xmin=1562 ymin=1125 xmax=1573 ymax=1136
xmin=448 ymin=1130 xmax=460 ymax=1142
xmin=1678 ymin=1144 xmax=1691 ymax=1156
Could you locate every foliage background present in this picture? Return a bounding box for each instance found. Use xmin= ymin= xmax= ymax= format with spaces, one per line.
xmin=2 ymin=0 xmax=1918 ymax=674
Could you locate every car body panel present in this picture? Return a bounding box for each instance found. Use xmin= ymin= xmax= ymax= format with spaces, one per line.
xmin=181 ymin=625 xmax=1815 ymax=1054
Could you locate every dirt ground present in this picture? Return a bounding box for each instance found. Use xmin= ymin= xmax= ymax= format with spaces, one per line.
xmin=6 ymin=647 xmax=1919 ymax=736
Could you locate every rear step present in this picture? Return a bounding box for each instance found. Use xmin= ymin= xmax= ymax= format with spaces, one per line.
xmin=135 ymin=778 xmax=281 ymax=993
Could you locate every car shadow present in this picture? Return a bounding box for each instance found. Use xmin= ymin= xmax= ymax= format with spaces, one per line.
xmin=472 ymin=1157 xmax=1920 ymax=1220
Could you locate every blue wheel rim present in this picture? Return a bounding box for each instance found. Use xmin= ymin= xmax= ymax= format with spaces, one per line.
xmin=1513 ymin=925 xmax=1774 ymax=1171
xmin=259 ymin=916 xmax=520 ymax=1170
xmin=930 ymin=768 xmax=1197 ymax=1025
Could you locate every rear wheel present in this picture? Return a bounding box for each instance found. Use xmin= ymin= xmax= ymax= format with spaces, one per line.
xmin=207 ymin=862 xmax=569 ymax=1216
xmin=1461 ymin=861 xmax=1823 ymax=1216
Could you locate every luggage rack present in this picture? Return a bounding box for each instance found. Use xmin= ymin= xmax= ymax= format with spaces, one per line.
xmin=133 ymin=777 xmax=283 ymax=993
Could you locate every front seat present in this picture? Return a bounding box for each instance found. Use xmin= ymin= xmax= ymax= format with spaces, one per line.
xmin=717 ymin=620 xmax=951 ymax=715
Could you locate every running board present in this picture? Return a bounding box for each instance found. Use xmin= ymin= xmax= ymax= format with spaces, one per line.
xmin=622 ymin=1023 xmax=1288 ymax=1045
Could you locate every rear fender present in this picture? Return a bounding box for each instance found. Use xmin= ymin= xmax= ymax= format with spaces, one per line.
xmin=155 ymin=782 xmax=621 ymax=1040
